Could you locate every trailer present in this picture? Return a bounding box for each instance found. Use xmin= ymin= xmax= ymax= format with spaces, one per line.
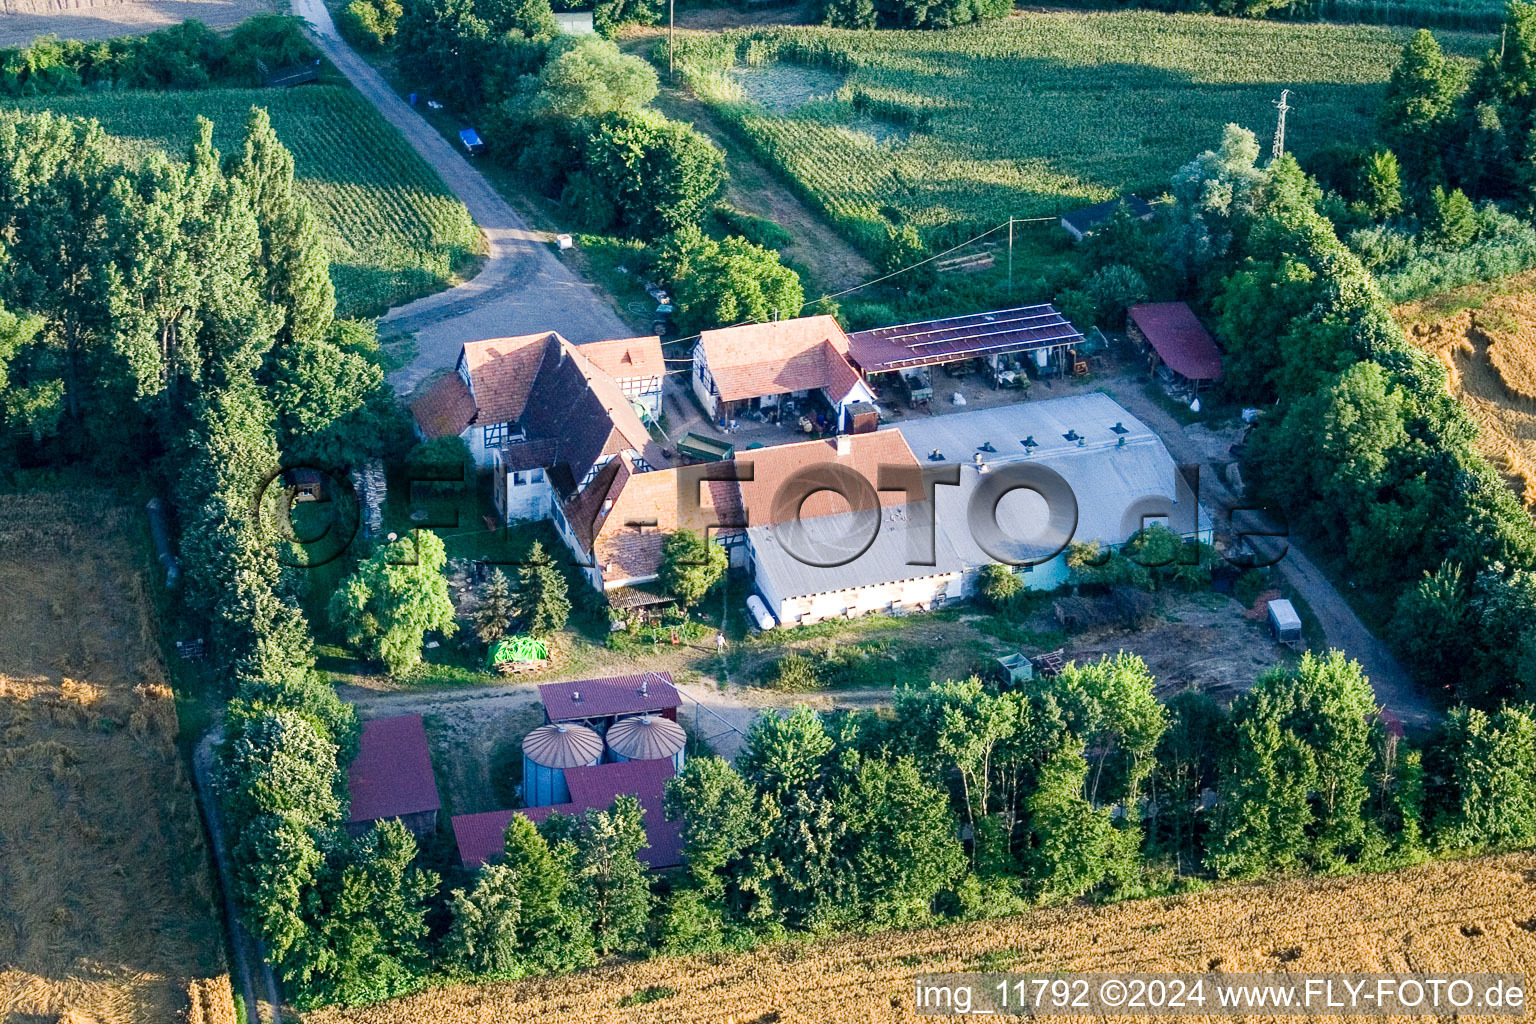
xmin=459 ymin=128 xmax=486 ymax=155
xmin=675 ymin=432 xmax=734 ymax=463
xmin=1267 ymin=599 xmax=1303 ymax=650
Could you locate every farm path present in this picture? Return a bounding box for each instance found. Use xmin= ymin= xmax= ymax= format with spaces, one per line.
xmin=1104 ymin=380 xmax=1437 ymax=734
xmin=292 ymin=0 xmax=631 ymax=395
xmin=192 ymin=733 xmax=285 ymax=1024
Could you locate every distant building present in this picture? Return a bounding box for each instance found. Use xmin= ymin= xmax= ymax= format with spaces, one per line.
xmin=1059 ymin=196 xmax=1154 ymax=242
xmin=451 ymin=759 xmax=684 ymax=870
xmin=691 ymin=316 xmax=874 ymax=429
xmin=345 ymin=715 xmax=442 ymax=839
xmin=1127 ymin=302 xmax=1223 ymax=392
xmin=539 ymin=671 xmax=681 ymax=731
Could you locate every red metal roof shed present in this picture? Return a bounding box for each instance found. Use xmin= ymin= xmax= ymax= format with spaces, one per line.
xmin=346 ymin=714 xmax=442 ymax=826
xmin=846 ymin=306 xmax=1082 ymax=374
xmin=450 ymin=759 xmax=683 ymax=869
xmin=1128 ymin=303 xmax=1223 ymax=382
xmin=539 ymin=671 xmax=680 ymax=723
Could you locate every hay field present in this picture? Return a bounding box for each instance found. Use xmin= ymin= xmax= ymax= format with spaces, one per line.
xmin=0 ymin=492 xmax=234 ymax=1024
xmin=1398 ymin=272 xmax=1536 ymax=504
xmin=306 ymin=852 xmax=1536 ymax=1024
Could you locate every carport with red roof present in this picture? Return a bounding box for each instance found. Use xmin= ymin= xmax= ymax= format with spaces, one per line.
xmin=1128 ymin=302 xmax=1224 ymax=392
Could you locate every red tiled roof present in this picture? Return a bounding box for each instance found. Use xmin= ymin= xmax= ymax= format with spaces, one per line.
xmin=450 ymin=760 xmax=683 ymax=869
xmin=346 ymin=715 xmax=441 ymax=825
xmin=539 ymin=672 xmax=680 ymax=721
xmin=698 ymin=316 xmax=862 ymax=402
xmin=581 ymin=336 xmax=665 ymax=383
xmin=1128 ymin=302 xmax=1223 ymax=382
xmin=736 ymin=431 xmax=919 ymax=525
xmin=453 ymin=333 xmax=667 ymax=484
xmin=581 ymin=458 xmax=746 ymax=584
xmin=408 ymin=373 xmax=477 ymax=440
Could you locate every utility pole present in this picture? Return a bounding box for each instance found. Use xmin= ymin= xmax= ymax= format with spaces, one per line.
xmin=1271 ymin=88 xmax=1291 ymax=164
xmin=1007 ymin=216 xmax=1014 ymax=296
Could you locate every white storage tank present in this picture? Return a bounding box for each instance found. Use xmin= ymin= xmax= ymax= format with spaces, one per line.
xmin=522 ymin=723 xmax=602 ymax=807
xmin=604 ymin=713 xmax=687 ymax=773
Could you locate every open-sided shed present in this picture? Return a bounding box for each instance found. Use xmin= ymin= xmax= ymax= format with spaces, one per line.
xmin=846 ymin=306 xmax=1083 ymax=382
xmin=345 ymin=714 xmax=442 ymax=839
xmin=1128 ymin=302 xmax=1223 ymax=391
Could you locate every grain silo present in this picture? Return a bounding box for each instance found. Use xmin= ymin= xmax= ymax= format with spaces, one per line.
xmin=522 ymin=723 xmax=602 ymax=807
xmin=604 ymin=713 xmax=687 ymax=773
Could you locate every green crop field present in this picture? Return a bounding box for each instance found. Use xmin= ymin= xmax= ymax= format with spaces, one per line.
xmin=674 ymin=13 xmax=1492 ymax=250
xmin=2 ymin=85 xmax=481 ymax=319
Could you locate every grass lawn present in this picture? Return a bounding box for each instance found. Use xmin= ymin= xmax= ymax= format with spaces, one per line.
xmin=1 ymin=83 xmax=482 ymax=319
xmin=671 ymin=12 xmax=1491 ymax=250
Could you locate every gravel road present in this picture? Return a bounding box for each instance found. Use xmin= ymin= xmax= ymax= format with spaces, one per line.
xmin=291 ymin=0 xmax=632 ymax=395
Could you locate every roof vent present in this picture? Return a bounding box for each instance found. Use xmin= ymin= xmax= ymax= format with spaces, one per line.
xmin=640 ymin=678 xmax=649 ymax=697
xmin=556 ymin=723 xmax=568 ymax=733
xmin=1111 ymin=421 xmax=1129 ymax=435
xmin=1022 ymin=436 xmax=1037 ymax=449
xmin=1063 ymin=429 xmax=1080 ymax=443
xmin=572 ymin=690 xmax=581 ymax=703
xmin=978 ymin=441 xmax=996 ymax=453
xmin=928 ymin=448 xmax=945 ymax=462
xmin=973 ymin=451 xmax=984 ymax=466
xmin=1117 ymin=436 xmax=1126 ymax=448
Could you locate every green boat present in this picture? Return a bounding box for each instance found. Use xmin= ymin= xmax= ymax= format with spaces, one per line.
xmin=676 ymin=432 xmax=735 ymax=462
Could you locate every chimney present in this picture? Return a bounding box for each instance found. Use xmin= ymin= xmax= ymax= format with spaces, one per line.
xmin=835 ymin=433 xmax=853 ymax=457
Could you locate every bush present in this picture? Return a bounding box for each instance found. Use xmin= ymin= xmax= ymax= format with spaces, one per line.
xmin=577 ymin=110 xmax=724 ymax=239
xmin=978 ymin=563 xmax=1023 ymax=609
xmin=338 ymin=0 xmax=402 ymax=49
xmin=766 ymin=652 xmax=822 ymax=691
xmin=659 ymin=227 xmax=804 ymax=334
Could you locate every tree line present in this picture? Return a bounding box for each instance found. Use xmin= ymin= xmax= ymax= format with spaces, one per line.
xmin=0 ymin=15 xmax=316 ymax=95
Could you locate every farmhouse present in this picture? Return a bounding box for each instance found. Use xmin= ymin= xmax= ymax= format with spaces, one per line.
xmin=344 ymin=714 xmax=442 ymax=839
xmin=539 ymin=671 xmax=682 ymax=730
xmin=553 ymin=454 xmax=747 ymax=591
xmin=408 ymin=332 xmax=667 ymax=525
xmin=451 ymin=758 xmax=684 ymax=870
xmin=846 ymin=305 xmax=1083 ymax=386
xmin=748 ymin=395 xmax=1212 ymax=625
xmin=1127 ymin=302 xmax=1223 ymax=392
xmin=573 ymin=335 xmax=666 ymax=419
xmin=1058 ymin=196 xmax=1154 ymax=242
xmin=691 ymin=316 xmax=875 ymax=431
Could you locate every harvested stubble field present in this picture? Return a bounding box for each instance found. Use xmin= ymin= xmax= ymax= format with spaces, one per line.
xmin=1397 ymin=272 xmax=1536 ymax=505
xmin=0 ymin=85 xmax=481 ymax=319
xmin=0 ymin=492 xmax=233 ymax=1024
xmin=305 ymin=852 xmax=1536 ymax=1023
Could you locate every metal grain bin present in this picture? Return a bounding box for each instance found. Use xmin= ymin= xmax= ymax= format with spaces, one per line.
xmin=604 ymin=714 xmax=687 ymax=773
xmin=522 ymin=723 xmax=602 ymax=807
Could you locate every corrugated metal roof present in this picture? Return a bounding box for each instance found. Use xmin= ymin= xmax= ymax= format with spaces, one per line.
xmin=605 ymin=714 xmax=686 ymax=761
xmin=347 ymin=715 xmax=441 ymax=825
xmin=539 ymin=671 xmax=680 ymax=721
xmin=522 ymin=723 xmax=604 ymax=768
xmin=846 ymin=305 xmax=1082 ymax=374
xmin=749 ymin=502 xmax=964 ymax=602
xmin=450 ymin=759 xmax=684 ymax=869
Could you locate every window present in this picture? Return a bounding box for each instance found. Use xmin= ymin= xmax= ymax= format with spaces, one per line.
xmin=530 ymin=467 xmax=544 ymax=484
xmin=483 ymin=422 xmax=506 ymax=448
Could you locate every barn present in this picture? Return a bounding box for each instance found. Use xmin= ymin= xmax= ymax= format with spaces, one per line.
xmin=538 ymin=671 xmax=681 ymax=732
xmin=344 ymin=714 xmax=442 ymax=839
xmin=1127 ymin=302 xmax=1224 ymax=393
xmin=451 ymin=758 xmax=684 ymax=870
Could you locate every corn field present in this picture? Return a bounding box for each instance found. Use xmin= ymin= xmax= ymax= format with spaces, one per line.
xmin=0 ymin=494 xmax=233 ymax=1024
xmin=674 ymin=12 xmax=1492 ymax=249
xmin=303 ymin=852 xmax=1536 ymax=1023
xmin=1 ymin=85 xmax=482 ymax=318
